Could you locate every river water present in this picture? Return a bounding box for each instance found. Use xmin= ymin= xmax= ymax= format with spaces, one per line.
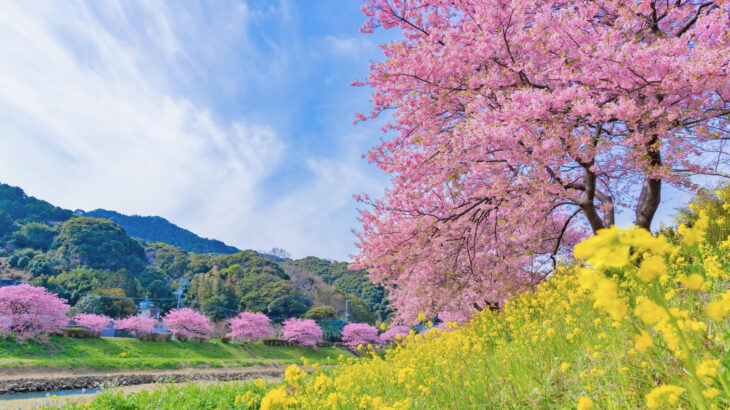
xmin=0 ymin=388 xmax=101 ymax=402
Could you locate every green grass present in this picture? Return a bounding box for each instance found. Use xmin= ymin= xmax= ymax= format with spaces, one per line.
xmin=62 ymin=380 xmax=275 ymax=409
xmin=0 ymin=336 xmax=346 ymax=370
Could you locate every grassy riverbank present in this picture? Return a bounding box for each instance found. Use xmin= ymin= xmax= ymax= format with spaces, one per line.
xmin=0 ymin=336 xmax=345 ymax=370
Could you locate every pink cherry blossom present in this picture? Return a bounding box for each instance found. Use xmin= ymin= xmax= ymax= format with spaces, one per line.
xmin=162 ymin=308 xmax=213 ymax=339
xmin=114 ymin=315 xmax=156 ymax=336
xmin=353 ymin=0 xmax=730 ymax=323
xmin=227 ymin=312 xmax=272 ymax=343
xmin=0 ymin=284 xmax=69 ymax=342
xmin=281 ymin=318 xmax=323 ymax=349
xmin=341 ymin=323 xmax=384 ymax=350
xmin=380 ymin=325 xmax=412 ymax=343
xmin=73 ymin=313 xmax=112 ymax=333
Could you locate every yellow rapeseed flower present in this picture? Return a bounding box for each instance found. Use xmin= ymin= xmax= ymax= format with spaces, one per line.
xmin=634 ymin=331 xmax=653 ymax=353
xmin=680 ymin=274 xmax=705 ymax=290
xmin=637 ymin=255 xmax=666 ymax=282
xmin=576 ymin=396 xmax=594 ymax=410
xmin=646 ymin=385 xmax=684 ymax=409
xmin=696 ymin=358 xmax=720 ymax=384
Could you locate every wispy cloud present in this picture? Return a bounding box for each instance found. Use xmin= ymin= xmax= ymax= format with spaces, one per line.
xmin=0 ymin=1 xmax=389 ymax=260
xmin=325 ymin=35 xmax=375 ymax=58
xmin=0 ymin=1 xmax=284 ymax=244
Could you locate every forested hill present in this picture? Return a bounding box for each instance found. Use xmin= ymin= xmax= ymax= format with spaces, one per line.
xmin=81 ymin=209 xmax=239 ymax=254
xmin=0 ymin=182 xmax=389 ymax=323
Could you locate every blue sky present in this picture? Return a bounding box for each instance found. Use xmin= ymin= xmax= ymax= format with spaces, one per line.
xmin=0 ymin=1 xmax=697 ymax=261
xmin=0 ymin=0 xmax=397 ymax=260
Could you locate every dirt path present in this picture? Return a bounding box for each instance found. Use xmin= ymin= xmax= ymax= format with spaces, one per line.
xmin=0 ymin=365 xmax=281 ymax=380
xmin=0 ymin=378 xmax=281 ymax=410
xmin=0 ymin=365 xmax=285 ymax=396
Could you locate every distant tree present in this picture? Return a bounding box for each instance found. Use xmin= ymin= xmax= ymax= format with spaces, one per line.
xmin=51 ymin=217 xmax=146 ymax=271
xmin=281 ymin=318 xmax=323 ymax=349
xmin=303 ymin=306 xmax=337 ymax=320
xmin=267 ymin=296 xmax=310 ymax=319
xmin=12 ymin=222 xmax=56 ymax=251
xmin=16 ymin=255 xmax=30 ymax=270
xmin=7 ymin=254 xmax=19 ymax=268
xmin=144 ymin=242 xmax=191 ymax=278
xmin=201 ymin=294 xmax=238 ymax=321
xmin=336 ymin=291 xmax=376 ymax=324
xmin=341 ymin=323 xmax=383 ymax=350
xmin=0 ymin=210 xmax=15 ymax=238
xmin=227 ymin=312 xmax=272 ymax=343
xmin=187 ymin=254 xmax=212 ymax=274
xmin=75 ymin=295 xmax=103 ymax=314
xmin=162 ymin=308 xmax=213 ymax=339
xmin=0 ymin=284 xmax=69 ymax=342
xmin=96 ymin=288 xmax=137 ymax=318
xmin=146 ymin=279 xmax=176 ymax=311
xmin=124 ymin=276 xmax=143 ymax=299
xmin=28 ymin=256 xmax=55 ymax=276
xmin=320 ymin=319 xmax=346 ymax=343
xmin=73 ymin=313 xmax=112 ymax=333
xmin=288 ymin=257 xmax=391 ymax=320
xmin=39 ymin=268 xmax=107 ymax=305
xmin=114 ymin=315 xmax=155 ymax=336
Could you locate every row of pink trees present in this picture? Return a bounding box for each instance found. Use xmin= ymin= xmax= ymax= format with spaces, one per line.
xmin=1 ymin=284 xmax=395 ymax=349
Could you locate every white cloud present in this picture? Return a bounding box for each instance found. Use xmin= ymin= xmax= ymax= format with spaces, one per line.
xmin=325 ymin=35 xmax=375 ymax=58
xmin=239 ymin=133 xmax=386 ymax=260
xmin=0 ymin=1 xmax=284 ymax=247
xmin=0 ymin=1 xmax=389 ymax=261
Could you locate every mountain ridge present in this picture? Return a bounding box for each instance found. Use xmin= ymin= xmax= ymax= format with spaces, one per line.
xmin=79 ymin=209 xmax=240 ymax=255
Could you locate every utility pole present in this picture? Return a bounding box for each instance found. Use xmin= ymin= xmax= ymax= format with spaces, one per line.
xmin=345 ymin=298 xmax=351 ymax=323
xmin=175 ymin=277 xmax=191 ymax=310
xmin=172 ymin=277 xmax=191 ymax=340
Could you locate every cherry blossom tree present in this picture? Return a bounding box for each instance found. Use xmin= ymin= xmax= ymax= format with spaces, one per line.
xmin=341 ymin=323 xmax=384 ymax=350
xmin=73 ymin=313 xmax=112 ymax=333
xmin=114 ymin=316 xmax=156 ymax=337
xmin=281 ymin=318 xmax=323 ymax=349
xmin=380 ymin=325 xmax=412 ymax=343
xmin=0 ymin=284 xmax=69 ymax=342
xmin=353 ymin=0 xmax=730 ymax=322
xmin=162 ymin=308 xmax=213 ymax=339
xmin=227 ymin=312 xmax=272 ymax=343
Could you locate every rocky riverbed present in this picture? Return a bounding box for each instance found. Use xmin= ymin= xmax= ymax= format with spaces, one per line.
xmin=0 ymin=366 xmax=284 ymax=395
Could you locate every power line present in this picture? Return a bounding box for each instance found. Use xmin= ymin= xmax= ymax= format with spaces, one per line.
xmin=1 ymin=280 xmax=375 ymax=324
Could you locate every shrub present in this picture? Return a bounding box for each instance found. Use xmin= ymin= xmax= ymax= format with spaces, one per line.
xmin=114 ymin=316 xmax=156 ymax=336
xmin=281 ymin=318 xmax=322 ymax=349
xmin=0 ymin=284 xmax=69 ymax=342
xmin=341 ymin=323 xmax=383 ymax=350
xmin=263 ymin=338 xmax=294 ymax=347
xmin=227 ymin=312 xmax=272 ymax=343
xmin=62 ymin=327 xmax=99 ymax=338
xmin=73 ymin=313 xmax=112 ymax=333
xmin=162 ymin=308 xmax=213 ymax=339
xmin=138 ymin=332 xmax=172 ymax=342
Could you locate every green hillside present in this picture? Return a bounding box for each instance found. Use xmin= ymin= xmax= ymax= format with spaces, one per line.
xmin=0 ymin=335 xmax=346 ymax=369
xmin=81 ymin=209 xmax=239 ymax=254
xmin=0 ymin=182 xmax=385 ymax=326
